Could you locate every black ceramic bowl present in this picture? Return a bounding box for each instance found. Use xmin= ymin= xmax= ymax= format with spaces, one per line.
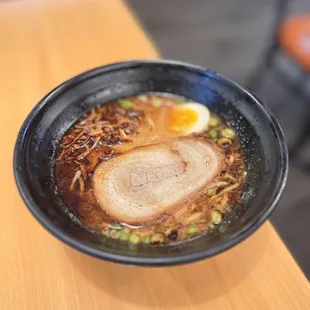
xmin=14 ymin=60 xmax=288 ymax=266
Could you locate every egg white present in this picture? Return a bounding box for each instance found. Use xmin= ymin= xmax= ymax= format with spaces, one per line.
xmin=173 ymin=102 xmax=210 ymax=135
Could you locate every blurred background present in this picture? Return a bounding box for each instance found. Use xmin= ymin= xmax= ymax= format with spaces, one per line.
xmin=128 ymin=0 xmax=310 ymax=277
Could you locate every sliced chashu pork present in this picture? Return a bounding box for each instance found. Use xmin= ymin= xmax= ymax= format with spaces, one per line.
xmin=93 ymin=138 xmax=225 ymax=225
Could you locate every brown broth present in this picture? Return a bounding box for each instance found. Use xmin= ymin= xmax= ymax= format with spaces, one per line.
xmin=55 ymin=94 xmax=246 ymax=245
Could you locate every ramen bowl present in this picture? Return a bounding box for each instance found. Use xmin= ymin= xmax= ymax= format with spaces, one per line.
xmin=14 ymin=60 xmax=288 ymax=266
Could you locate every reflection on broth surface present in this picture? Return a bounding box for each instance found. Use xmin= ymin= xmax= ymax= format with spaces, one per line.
xmin=55 ymin=94 xmax=246 ymax=245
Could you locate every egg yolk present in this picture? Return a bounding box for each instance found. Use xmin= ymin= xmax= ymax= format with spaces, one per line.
xmin=168 ymin=107 xmax=198 ymax=133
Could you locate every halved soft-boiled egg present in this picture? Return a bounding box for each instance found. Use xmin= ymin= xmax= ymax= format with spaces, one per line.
xmin=168 ymin=102 xmax=210 ymax=135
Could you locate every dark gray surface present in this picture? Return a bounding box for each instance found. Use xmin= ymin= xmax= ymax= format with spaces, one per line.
xmin=128 ymin=0 xmax=310 ymax=277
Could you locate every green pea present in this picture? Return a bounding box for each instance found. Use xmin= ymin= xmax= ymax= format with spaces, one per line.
xmin=207 ymin=187 xmax=217 ymax=196
xmin=209 ymin=129 xmax=217 ymax=138
xmin=211 ymin=211 xmax=222 ymax=224
xmin=209 ymin=116 xmax=219 ymax=127
xmin=129 ymin=233 xmax=140 ymax=245
xmin=138 ymin=95 xmax=148 ymax=103
xmin=187 ymin=226 xmax=198 ymax=235
xmin=151 ymin=233 xmax=165 ymax=244
xmin=221 ymin=128 xmax=235 ymax=139
xmin=122 ymin=227 xmax=131 ymax=234
xmin=118 ymin=99 xmax=133 ymax=109
xmin=110 ymin=223 xmax=122 ymax=230
xmin=119 ymin=232 xmax=129 ymax=241
xmin=151 ymin=98 xmax=162 ymax=107
xmin=143 ymin=235 xmax=151 ymax=244
xmin=109 ymin=230 xmax=121 ymax=240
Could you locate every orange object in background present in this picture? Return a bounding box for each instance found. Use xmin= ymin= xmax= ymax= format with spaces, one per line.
xmin=279 ymin=15 xmax=310 ymax=71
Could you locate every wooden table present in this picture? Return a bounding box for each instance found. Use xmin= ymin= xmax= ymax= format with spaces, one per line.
xmin=1 ymin=1 xmax=309 ymax=309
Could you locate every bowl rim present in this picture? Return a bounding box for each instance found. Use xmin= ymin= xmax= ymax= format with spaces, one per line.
xmin=13 ymin=59 xmax=288 ymax=266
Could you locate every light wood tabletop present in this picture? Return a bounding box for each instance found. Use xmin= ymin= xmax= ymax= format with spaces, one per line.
xmin=1 ymin=1 xmax=309 ymax=309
